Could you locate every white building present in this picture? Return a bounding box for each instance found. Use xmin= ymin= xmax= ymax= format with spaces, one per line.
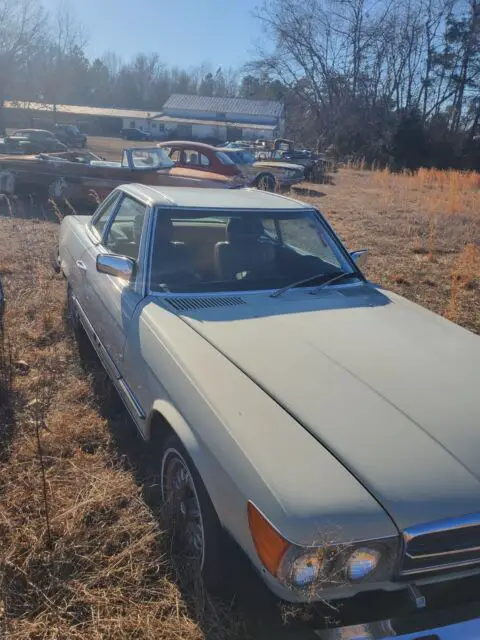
xmin=154 ymin=94 xmax=285 ymax=141
xmin=4 ymin=96 xmax=285 ymax=141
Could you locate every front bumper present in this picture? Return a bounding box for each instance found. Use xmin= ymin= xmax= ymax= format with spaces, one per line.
xmin=316 ymin=602 xmax=480 ymax=639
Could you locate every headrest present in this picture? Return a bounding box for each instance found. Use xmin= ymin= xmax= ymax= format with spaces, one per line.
xmin=226 ymin=217 xmax=264 ymax=241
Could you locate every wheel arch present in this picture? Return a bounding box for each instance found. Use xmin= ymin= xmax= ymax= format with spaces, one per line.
xmin=146 ymin=400 xmax=235 ymax=532
xmin=147 ymin=400 xmax=201 ymax=459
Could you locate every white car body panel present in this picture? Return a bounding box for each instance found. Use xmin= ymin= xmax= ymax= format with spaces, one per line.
xmin=57 ymin=184 xmax=480 ymax=606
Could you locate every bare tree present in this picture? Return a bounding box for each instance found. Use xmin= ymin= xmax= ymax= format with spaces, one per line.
xmin=39 ymin=0 xmax=87 ymax=119
xmin=0 ymin=0 xmax=46 ymax=132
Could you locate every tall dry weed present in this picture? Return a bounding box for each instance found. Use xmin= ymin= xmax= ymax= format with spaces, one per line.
xmin=0 ymin=201 xmax=248 ymax=639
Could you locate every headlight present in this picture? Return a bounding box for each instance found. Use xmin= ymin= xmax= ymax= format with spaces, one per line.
xmin=278 ymin=547 xmax=326 ymax=588
xmin=345 ymin=547 xmax=381 ymax=582
xmin=248 ymin=502 xmax=397 ymax=594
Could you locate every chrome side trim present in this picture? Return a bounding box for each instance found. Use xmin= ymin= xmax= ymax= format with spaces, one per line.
xmin=72 ymin=296 xmax=146 ymax=438
xmin=117 ymin=378 xmax=145 ymax=420
xmin=74 ymin=297 xmax=121 ymax=380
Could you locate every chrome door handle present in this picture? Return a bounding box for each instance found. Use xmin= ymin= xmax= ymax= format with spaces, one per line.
xmin=76 ymin=260 xmax=87 ymax=272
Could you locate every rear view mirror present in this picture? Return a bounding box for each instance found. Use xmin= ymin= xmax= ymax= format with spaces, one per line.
xmin=350 ymin=249 xmax=368 ymax=269
xmin=96 ymin=254 xmax=135 ymax=281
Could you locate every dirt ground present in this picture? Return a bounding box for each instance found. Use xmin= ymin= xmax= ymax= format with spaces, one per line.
xmin=0 ymin=163 xmax=479 ymax=639
xmin=87 ymin=135 xmax=161 ymax=160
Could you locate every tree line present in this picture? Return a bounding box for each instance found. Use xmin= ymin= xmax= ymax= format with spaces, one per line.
xmin=0 ymin=0 xmax=479 ymax=170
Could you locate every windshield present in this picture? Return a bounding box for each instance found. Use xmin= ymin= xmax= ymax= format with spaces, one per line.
xmin=215 ymin=151 xmax=236 ymax=165
xmin=148 ymin=208 xmax=354 ymax=294
xmin=224 ymin=150 xmax=255 ymax=165
xmin=122 ymin=147 xmax=174 ymax=169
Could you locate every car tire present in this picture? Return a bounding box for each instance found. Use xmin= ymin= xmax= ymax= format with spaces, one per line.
xmin=160 ymin=433 xmax=225 ymax=590
xmin=255 ymin=173 xmax=276 ymax=192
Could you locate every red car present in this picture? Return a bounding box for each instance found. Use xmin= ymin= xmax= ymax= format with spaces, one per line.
xmin=157 ymin=141 xmax=246 ymax=184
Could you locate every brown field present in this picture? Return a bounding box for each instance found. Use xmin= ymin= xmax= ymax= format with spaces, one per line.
xmin=0 ymin=162 xmax=479 ymax=639
xmin=87 ymin=135 xmax=158 ymax=160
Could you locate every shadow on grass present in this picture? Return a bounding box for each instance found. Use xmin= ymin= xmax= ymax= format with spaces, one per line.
xmin=70 ymin=324 xmax=325 ymax=639
xmin=0 ymin=322 xmax=21 ymax=463
xmin=0 ymin=196 xmax=96 ymax=222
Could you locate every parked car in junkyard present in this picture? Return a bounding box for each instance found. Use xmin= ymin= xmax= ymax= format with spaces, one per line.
xmin=0 ymin=137 xmax=32 ymax=155
xmin=158 ymin=140 xmax=301 ymax=191
xmin=0 ymin=147 xmax=243 ymax=206
xmin=120 ymin=128 xmax=154 ymax=141
xmin=157 ymin=140 xmax=246 ymax=180
xmin=217 ymin=146 xmax=305 ymax=190
xmin=53 ymin=124 xmax=87 ymax=148
xmin=57 ymin=184 xmax=480 ymax=638
xmin=9 ymin=129 xmax=68 ymax=153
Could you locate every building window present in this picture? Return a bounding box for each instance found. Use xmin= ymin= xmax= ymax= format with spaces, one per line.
xmin=130 ymin=121 xmax=135 ymax=128
xmin=151 ymin=123 xmax=157 ymax=129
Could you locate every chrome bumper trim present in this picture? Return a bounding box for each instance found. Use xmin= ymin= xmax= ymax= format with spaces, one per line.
xmin=315 ymin=603 xmax=480 ymax=639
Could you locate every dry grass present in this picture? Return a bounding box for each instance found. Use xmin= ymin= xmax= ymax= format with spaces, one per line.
xmin=0 ymin=206 xmax=247 ymax=639
xmin=0 ymin=165 xmax=479 ymax=639
xmin=295 ymin=167 xmax=480 ymax=334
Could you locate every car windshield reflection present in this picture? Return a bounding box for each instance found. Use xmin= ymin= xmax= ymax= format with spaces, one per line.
xmin=148 ymin=208 xmax=354 ymax=294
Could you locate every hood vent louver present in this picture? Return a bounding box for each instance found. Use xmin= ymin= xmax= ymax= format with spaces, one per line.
xmin=166 ymin=296 xmax=246 ymax=312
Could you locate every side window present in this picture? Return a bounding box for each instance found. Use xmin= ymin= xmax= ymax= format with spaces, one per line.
xmin=170 ymin=149 xmax=181 ymax=162
xmin=184 ymin=150 xmax=210 ymax=167
xmin=104 ymin=196 xmax=147 ymax=260
xmin=92 ymin=193 xmax=120 ymax=236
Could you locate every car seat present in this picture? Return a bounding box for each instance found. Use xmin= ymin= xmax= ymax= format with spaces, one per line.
xmin=214 ymin=218 xmax=276 ymax=281
xmin=150 ymin=216 xmax=195 ymax=289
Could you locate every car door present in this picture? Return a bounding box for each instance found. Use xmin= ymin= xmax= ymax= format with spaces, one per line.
xmin=64 ymin=190 xmax=121 ymax=303
xmin=80 ymin=193 xmax=149 ymax=377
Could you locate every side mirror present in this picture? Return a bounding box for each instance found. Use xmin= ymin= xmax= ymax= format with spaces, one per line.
xmin=96 ymin=254 xmax=135 ymax=281
xmin=350 ymin=249 xmax=368 ymax=269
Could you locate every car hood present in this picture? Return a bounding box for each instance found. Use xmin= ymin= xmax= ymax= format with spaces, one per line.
xmin=178 ymin=283 xmax=480 ymax=531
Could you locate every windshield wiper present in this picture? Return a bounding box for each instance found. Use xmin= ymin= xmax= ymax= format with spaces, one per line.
xmin=309 ymin=271 xmax=359 ymax=294
xmin=271 ymin=271 xmax=358 ymax=298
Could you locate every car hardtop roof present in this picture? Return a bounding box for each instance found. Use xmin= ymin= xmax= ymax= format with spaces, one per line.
xmin=158 ymin=140 xmax=222 ymax=152
xmin=16 ymin=129 xmax=54 ymax=134
xmin=119 ymin=184 xmax=311 ymax=211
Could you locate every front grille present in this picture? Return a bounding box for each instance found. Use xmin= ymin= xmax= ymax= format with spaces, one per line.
xmin=166 ymin=296 xmax=246 ymax=312
xmin=400 ymin=514 xmax=480 ymax=576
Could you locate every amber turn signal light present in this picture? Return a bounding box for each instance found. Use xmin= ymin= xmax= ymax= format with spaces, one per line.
xmin=247 ymin=501 xmax=289 ymax=576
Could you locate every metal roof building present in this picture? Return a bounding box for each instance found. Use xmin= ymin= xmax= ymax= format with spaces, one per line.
xmin=161 ymin=94 xmax=285 ymax=141
xmin=162 ymin=95 xmax=284 ymax=118
xmin=3 ymin=94 xmax=285 ymax=141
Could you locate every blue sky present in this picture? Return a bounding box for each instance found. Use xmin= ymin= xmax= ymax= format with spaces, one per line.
xmin=45 ymin=0 xmax=264 ymax=69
